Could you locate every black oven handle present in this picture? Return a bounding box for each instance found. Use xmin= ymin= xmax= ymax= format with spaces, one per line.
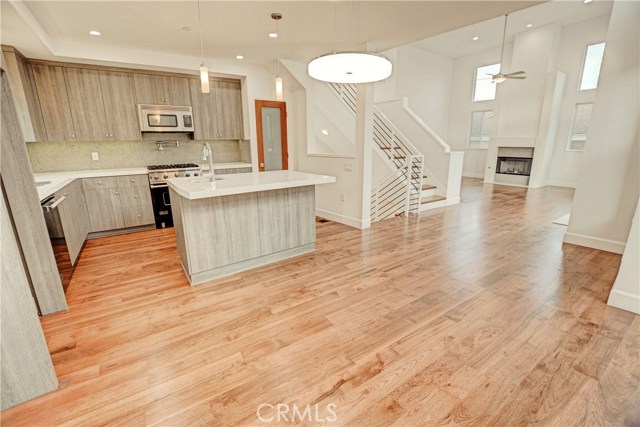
xmin=162 ymin=192 xmax=171 ymax=207
xmin=150 ymin=183 xmax=168 ymax=188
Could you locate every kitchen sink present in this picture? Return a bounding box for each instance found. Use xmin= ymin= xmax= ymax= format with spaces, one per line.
xmin=35 ymin=181 xmax=52 ymax=187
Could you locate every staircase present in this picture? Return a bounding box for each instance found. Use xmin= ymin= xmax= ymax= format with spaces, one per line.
xmin=328 ymin=83 xmax=452 ymax=221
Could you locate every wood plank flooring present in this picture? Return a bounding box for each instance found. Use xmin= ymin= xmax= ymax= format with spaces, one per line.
xmin=3 ymin=178 xmax=639 ymax=426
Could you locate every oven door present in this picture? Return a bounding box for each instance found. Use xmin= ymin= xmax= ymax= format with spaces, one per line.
xmin=150 ymin=185 xmax=174 ymax=228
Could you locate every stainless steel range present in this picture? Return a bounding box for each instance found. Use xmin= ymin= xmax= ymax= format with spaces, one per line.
xmin=147 ymin=163 xmax=201 ymax=228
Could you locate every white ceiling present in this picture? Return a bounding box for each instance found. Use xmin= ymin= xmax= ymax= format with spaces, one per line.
xmin=2 ymin=0 xmax=544 ymax=69
xmin=412 ymin=0 xmax=612 ymax=58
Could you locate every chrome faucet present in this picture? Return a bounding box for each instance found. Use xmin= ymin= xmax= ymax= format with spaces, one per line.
xmin=202 ymin=143 xmax=215 ymax=182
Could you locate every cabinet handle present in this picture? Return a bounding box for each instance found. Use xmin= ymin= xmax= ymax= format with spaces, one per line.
xmin=115 ymin=191 xmax=119 ymax=195
xmin=71 ymin=133 xmax=75 ymax=139
xmin=109 ymin=134 xmax=113 ymax=138
xmin=137 ymin=214 xmax=142 ymax=218
xmin=134 ymin=194 xmax=138 ymax=198
xmin=131 ymin=179 xmax=136 ymax=183
xmin=98 ymin=181 xmax=102 ymax=185
xmin=105 ymin=134 xmax=109 ymax=138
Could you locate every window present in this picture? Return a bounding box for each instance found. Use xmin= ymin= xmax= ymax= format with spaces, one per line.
xmin=568 ymin=103 xmax=593 ymax=151
xmin=469 ymin=110 xmax=493 ymax=149
xmin=579 ymin=42 xmax=605 ymax=91
xmin=473 ymin=63 xmax=500 ymax=102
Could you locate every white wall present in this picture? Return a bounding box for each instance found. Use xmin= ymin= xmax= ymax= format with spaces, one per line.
xmin=565 ymin=0 xmax=639 ymax=254
xmin=447 ymin=45 xmax=505 ymax=178
xmin=547 ymin=15 xmax=610 ymax=188
xmin=608 ymin=201 xmax=640 ymax=314
xmin=376 ymin=46 xmax=453 ymax=139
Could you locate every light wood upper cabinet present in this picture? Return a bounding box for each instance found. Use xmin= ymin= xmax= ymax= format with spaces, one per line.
xmin=64 ymin=68 xmax=109 ymax=142
xmin=162 ymin=76 xmax=190 ymax=106
xmin=133 ymin=74 xmax=165 ymax=105
xmin=189 ymin=78 xmax=243 ymax=140
xmin=31 ymin=64 xmax=76 ymax=141
xmin=99 ymin=71 xmax=140 ymax=141
xmin=212 ymin=80 xmax=244 ymax=140
xmin=134 ymin=74 xmax=190 ymax=106
xmin=189 ymin=79 xmax=216 ymax=140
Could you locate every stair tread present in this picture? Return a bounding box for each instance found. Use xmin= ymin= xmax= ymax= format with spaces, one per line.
xmin=421 ymin=184 xmax=436 ymax=190
xmin=421 ymin=195 xmax=446 ymax=204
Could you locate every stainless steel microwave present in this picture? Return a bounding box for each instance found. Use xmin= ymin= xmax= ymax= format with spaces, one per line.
xmin=137 ymin=104 xmax=194 ymax=133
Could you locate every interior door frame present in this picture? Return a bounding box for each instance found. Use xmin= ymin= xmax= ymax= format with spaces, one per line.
xmin=255 ymin=100 xmax=288 ymax=172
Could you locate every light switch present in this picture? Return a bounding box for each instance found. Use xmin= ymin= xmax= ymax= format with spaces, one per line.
xmin=344 ymin=163 xmax=353 ymax=172
xmin=91 ymin=152 xmax=99 ymax=161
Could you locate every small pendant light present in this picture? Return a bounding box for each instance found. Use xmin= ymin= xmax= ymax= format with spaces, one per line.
xmin=197 ymin=0 xmax=209 ymax=93
xmin=272 ymin=13 xmax=283 ymax=101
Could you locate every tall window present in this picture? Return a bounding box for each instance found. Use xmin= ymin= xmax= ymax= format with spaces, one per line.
xmin=568 ymin=103 xmax=593 ymax=151
xmin=469 ymin=110 xmax=493 ymax=149
xmin=473 ymin=63 xmax=500 ymax=102
xmin=579 ymin=42 xmax=606 ymax=91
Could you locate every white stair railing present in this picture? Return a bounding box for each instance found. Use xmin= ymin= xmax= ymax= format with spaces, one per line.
xmin=327 ymin=83 xmax=425 ymax=221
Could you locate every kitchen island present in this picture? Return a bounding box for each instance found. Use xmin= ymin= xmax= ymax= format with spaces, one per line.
xmin=167 ymin=170 xmax=335 ymax=285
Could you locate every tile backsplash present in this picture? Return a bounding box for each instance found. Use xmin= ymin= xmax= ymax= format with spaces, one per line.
xmin=27 ymin=140 xmax=250 ymax=172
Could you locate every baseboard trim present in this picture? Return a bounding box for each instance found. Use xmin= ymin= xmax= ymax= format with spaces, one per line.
xmin=546 ymin=180 xmax=577 ymax=189
xmin=445 ymin=196 xmax=461 ymax=206
xmin=563 ymin=232 xmax=626 ymax=254
xmin=607 ymin=289 xmax=640 ymax=314
xmin=316 ymin=209 xmax=370 ymax=229
xmin=87 ymin=224 xmax=156 ymax=240
xmin=463 ymin=173 xmax=484 ymax=179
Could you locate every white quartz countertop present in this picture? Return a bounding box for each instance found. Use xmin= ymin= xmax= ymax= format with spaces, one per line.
xmin=33 ymin=163 xmax=254 ymax=202
xmin=167 ymin=170 xmax=336 ymax=200
xmin=34 ymin=167 xmax=149 ymax=201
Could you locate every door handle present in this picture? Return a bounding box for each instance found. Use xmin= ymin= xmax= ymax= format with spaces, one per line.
xmin=259 ymin=162 xmax=265 ymax=168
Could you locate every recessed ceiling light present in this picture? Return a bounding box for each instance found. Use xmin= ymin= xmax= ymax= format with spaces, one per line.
xmin=321 ymin=129 xmax=329 ymax=136
xmin=89 ymin=30 xmax=101 ymax=36
xmin=182 ymin=26 xmax=192 ymax=32
xmin=472 ymin=36 xmax=479 ymax=41
xmin=526 ymin=23 xmax=533 ymax=28
xmin=583 ymin=0 xmax=593 ymax=3
xmin=235 ymin=55 xmax=245 ymax=60
xmin=268 ymin=32 xmax=278 ymax=38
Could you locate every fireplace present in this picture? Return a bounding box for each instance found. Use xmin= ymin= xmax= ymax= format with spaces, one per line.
xmin=494 ymin=147 xmax=534 ymax=186
xmin=496 ymin=156 xmax=532 ymax=176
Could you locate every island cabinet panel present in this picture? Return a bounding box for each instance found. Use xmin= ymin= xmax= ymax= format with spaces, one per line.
xmin=64 ymin=67 xmax=109 ymax=142
xmin=257 ymin=186 xmax=315 ymax=254
xmin=179 ymin=192 xmax=261 ymax=274
xmin=99 ymin=71 xmax=140 ymax=141
xmin=54 ymin=180 xmax=89 ymax=265
xmin=31 ymin=64 xmax=76 ymax=141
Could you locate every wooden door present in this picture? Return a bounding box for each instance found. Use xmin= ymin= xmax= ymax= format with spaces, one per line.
xmin=64 ymin=68 xmax=109 ymax=141
xmin=31 ymin=64 xmax=76 ymax=141
xmin=99 ymin=71 xmax=140 ymax=141
xmin=162 ymin=76 xmax=191 ymax=106
xmin=188 ymin=79 xmax=216 ymax=140
xmin=212 ymin=80 xmax=243 ymax=140
xmin=133 ymin=74 xmax=165 ymax=105
xmin=255 ymin=100 xmax=288 ymax=171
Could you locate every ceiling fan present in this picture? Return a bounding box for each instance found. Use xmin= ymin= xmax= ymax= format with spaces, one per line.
xmin=490 ymin=14 xmax=526 ymax=83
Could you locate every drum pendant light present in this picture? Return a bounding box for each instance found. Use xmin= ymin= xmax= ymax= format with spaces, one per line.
xmin=308 ymin=2 xmax=392 ymax=84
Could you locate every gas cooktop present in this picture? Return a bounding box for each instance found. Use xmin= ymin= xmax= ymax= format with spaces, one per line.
xmin=147 ymin=163 xmax=199 ymax=171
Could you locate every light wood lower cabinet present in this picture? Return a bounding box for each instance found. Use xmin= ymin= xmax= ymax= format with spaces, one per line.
xmin=54 ymin=180 xmax=89 ymax=265
xmin=215 ymin=167 xmax=252 ymax=175
xmin=83 ymin=174 xmax=153 ymax=233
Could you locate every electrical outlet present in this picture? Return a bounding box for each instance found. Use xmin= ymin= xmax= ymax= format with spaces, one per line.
xmin=91 ymin=152 xmax=99 ymax=161
xmin=344 ymin=163 xmax=353 ymax=172
xmin=340 ymin=193 xmax=345 ymax=202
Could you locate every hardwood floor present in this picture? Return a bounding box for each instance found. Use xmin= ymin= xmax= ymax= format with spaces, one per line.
xmin=3 ymin=179 xmax=639 ymax=426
